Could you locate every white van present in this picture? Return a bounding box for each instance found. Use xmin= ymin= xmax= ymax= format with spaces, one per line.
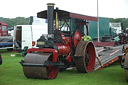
xmin=13 ymin=25 xmax=47 ymax=50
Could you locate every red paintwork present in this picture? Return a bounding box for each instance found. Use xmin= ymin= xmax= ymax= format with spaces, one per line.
xmin=32 ymin=41 xmax=35 ymax=46
xmin=56 ymin=34 xmax=71 ymax=55
xmin=93 ymin=42 xmax=115 ymax=47
xmin=61 ymin=34 xmax=71 ymax=46
xmin=27 ymin=31 xmax=83 ymax=64
xmin=0 ymin=22 xmax=8 ymax=36
xmin=95 ymin=48 xmax=127 ymax=71
xmin=70 ymin=13 xmax=98 ymax=21
xmin=27 ymin=30 xmax=81 ymax=62
xmin=73 ymin=31 xmax=82 ymax=47
xmin=27 ymin=33 xmax=73 ymax=63
xmin=103 ymin=57 xmax=119 ymax=67
xmin=96 ymin=57 xmax=120 ymax=70
xmin=56 ymin=34 xmax=72 ymax=62
xmin=27 ymin=48 xmax=58 ymax=62
xmin=47 ymin=65 xmax=59 ymax=79
xmin=66 ymin=55 xmax=71 ymax=62
xmin=38 ymin=9 xmax=98 ymax=21
xmin=85 ymin=42 xmax=96 ymax=72
xmin=57 ymin=44 xmax=71 ymax=55
xmin=47 ymin=55 xmax=59 ymax=79
xmin=27 ymin=30 xmax=84 ymax=64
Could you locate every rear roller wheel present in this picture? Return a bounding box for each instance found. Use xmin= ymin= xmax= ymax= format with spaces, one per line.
xmin=23 ymin=53 xmax=59 ymax=79
xmin=124 ymin=53 xmax=128 ymax=82
xmin=74 ymin=41 xmax=96 ymax=73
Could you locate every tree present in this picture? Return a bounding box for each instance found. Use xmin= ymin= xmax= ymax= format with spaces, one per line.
xmin=0 ymin=17 xmax=29 ymax=28
xmin=110 ymin=18 xmax=128 ymax=29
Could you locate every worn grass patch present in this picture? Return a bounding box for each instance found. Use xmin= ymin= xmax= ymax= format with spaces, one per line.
xmin=0 ymin=50 xmax=127 ymax=85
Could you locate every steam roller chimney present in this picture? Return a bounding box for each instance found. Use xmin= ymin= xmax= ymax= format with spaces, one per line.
xmin=47 ymin=3 xmax=55 ymax=34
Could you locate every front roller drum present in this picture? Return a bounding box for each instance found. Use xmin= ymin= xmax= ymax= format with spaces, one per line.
xmin=22 ymin=53 xmax=59 ymax=79
xmin=124 ymin=53 xmax=128 ymax=82
xmin=74 ymin=41 xmax=96 ymax=73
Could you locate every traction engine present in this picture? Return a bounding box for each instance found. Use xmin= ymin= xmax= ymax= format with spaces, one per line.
xmin=20 ymin=3 xmax=98 ymax=79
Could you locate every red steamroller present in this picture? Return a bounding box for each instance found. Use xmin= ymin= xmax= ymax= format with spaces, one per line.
xmin=20 ymin=3 xmax=98 ymax=79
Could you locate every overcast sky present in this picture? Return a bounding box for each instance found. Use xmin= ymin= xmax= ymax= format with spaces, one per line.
xmin=0 ymin=0 xmax=128 ymax=18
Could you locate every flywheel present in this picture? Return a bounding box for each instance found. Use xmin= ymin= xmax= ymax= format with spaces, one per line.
xmin=72 ymin=30 xmax=82 ymax=48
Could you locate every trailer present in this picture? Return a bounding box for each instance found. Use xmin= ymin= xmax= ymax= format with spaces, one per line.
xmin=94 ymin=45 xmax=126 ymax=70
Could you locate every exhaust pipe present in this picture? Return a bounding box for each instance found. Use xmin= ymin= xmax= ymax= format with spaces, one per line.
xmin=47 ymin=3 xmax=55 ymax=34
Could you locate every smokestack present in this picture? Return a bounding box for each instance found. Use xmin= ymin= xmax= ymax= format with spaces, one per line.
xmin=47 ymin=3 xmax=55 ymax=34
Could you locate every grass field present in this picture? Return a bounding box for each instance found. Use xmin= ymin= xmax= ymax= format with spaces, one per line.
xmin=0 ymin=50 xmax=128 ymax=85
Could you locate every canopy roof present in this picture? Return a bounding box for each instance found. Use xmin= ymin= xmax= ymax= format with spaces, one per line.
xmin=37 ymin=9 xmax=98 ymax=21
